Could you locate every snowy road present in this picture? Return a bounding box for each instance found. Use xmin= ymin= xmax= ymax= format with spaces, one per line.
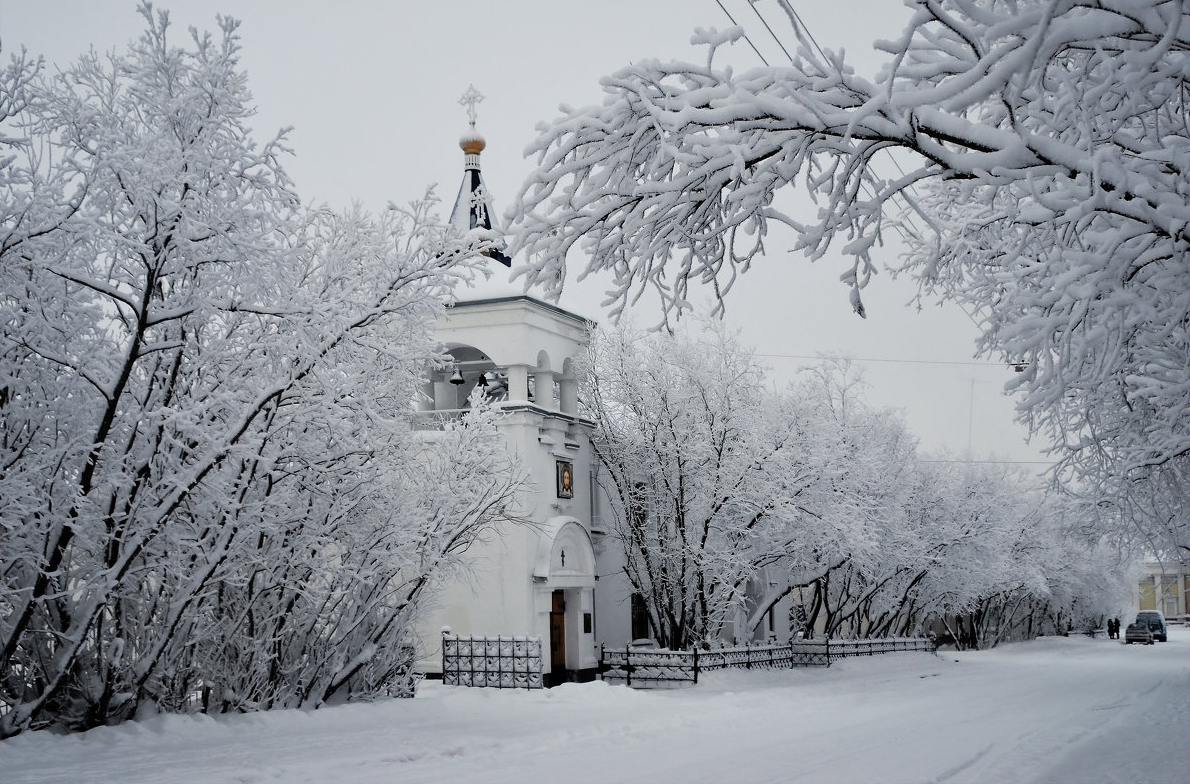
xmin=3 ymin=629 xmax=1187 ymax=784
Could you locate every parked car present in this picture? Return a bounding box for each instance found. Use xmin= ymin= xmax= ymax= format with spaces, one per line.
xmin=1124 ymin=621 xmax=1154 ymax=645
xmin=1134 ymin=611 xmax=1168 ymax=642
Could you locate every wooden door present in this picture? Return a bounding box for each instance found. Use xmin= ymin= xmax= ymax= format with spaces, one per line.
xmin=550 ymin=590 xmax=567 ymax=671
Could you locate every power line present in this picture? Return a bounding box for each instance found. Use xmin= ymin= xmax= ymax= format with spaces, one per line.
xmin=755 ymin=352 xmax=1009 ymax=369
xmin=714 ymin=0 xmax=770 ymax=65
xmin=782 ymin=1 xmax=828 ymax=63
xmin=917 ymin=459 xmax=1056 ymax=466
xmin=747 ymin=0 xmax=795 ymax=63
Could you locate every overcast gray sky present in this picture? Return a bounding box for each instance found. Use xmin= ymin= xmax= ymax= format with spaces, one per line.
xmin=0 ymin=0 xmax=1050 ymax=466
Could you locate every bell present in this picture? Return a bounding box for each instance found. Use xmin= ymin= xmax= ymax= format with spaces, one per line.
xmin=449 ymin=368 xmax=465 ymax=385
xmin=476 ymin=372 xmax=488 ymax=388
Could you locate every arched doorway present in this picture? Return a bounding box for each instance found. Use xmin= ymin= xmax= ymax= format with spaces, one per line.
xmin=533 ymin=517 xmax=596 ymax=685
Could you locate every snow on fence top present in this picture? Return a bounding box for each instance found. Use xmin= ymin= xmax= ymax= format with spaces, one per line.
xmin=600 ymin=638 xmax=937 ymax=688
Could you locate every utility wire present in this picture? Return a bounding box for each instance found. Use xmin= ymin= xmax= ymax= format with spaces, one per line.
xmin=747 ymin=0 xmax=795 ymax=63
xmin=715 ymin=0 xmax=770 ymax=65
xmin=755 ymin=352 xmax=1012 ymax=369
xmin=918 ymin=459 xmax=1056 ymax=466
xmin=782 ymin=1 xmax=827 ymax=63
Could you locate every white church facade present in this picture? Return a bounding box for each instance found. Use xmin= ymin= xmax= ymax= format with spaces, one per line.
xmin=410 ymin=92 xmax=639 ymax=684
xmin=412 ymin=294 xmax=606 ymax=683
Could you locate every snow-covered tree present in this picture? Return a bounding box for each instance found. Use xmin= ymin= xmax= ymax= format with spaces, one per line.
xmin=586 ymin=323 xmax=880 ymax=648
xmin=0 ymin=7 xmax=521 ymax=737
xmin=743 ymin=359 xmax=921 ymax=639
xmin=511 ymin=0 xmax=1190 ymax=559
xmin=790 ymin=455 xmax=1123 ymax=649
xmin=587 ymin=325 xmax=1124 ymax=650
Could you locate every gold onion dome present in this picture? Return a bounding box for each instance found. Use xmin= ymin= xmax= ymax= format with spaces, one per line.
xmin=460 ymin=130 xmax=486 ymax=155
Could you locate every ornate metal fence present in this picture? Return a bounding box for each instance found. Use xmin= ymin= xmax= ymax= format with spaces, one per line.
xmin=699 ymin=641 xmax=829 ymax=670
xmin=441 ymin=633 xmax=543 ymax=690
xmin=600 ymin=637 xmax=935 ymax=688
xmin=821 ymin=637 xmax=937 ymax=658
xmin=599 ymin=646 xmax=699 ymax=688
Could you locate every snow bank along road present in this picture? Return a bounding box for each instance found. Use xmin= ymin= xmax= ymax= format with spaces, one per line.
xmin=3 ymin=629 xmax=1187 ymax=784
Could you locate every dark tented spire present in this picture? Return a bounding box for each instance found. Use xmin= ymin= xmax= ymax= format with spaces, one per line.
xmin=449 ymin=85 xmax=512 ymax=266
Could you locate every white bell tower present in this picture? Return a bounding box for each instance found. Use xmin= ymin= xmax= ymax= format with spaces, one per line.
xmin=412 ymin=89 xmax=601 ymax=684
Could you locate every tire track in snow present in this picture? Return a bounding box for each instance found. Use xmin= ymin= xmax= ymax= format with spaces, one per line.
xmin=931 ymin=743 xmax=994 ymax=784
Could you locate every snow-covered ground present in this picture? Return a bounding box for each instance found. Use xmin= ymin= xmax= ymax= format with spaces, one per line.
xmin=4 ymin=628 xmax=1187 ymax=784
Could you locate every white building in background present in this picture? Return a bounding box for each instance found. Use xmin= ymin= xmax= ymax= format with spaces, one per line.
xmin=411 ymin=94 xmax=635 ymax=684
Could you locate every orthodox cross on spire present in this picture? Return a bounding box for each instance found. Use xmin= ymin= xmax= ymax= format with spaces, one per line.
xmin=459 ymin=85 xmax=484 ymax=128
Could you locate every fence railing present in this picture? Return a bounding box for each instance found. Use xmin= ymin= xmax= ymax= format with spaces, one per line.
xmin=600 ymin=636 xmax=935 ymax=688
xmin=820 ymin=637 xmax=936 ymax=658
xmin=442 ymin=633 xmax=543 ymax=690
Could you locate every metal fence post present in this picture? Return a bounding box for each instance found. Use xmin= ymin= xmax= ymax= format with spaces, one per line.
xmin=693 ymin=647 xmax=699 ymax=685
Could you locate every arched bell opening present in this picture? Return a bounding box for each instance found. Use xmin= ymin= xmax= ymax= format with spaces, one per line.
xmin=420 ymin=344 xmax=509 ymax=415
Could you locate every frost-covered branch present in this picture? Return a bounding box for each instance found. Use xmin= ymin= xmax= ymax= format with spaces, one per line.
xmin=513 ymin=0 xmax=1190 ymax=556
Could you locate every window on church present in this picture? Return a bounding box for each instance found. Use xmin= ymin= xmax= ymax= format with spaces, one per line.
xmin=589 ymin=467 xmax=605 ymax=532
xmin=630 ymin=593 xmax=651 ymax=641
